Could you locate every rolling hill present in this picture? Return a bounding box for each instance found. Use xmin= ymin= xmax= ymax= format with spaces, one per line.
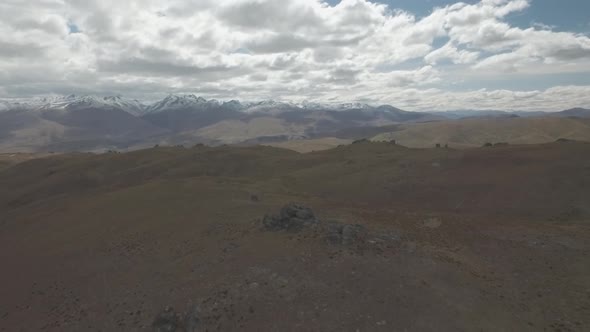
xmin=0 ymin=95 xmax=589 ymax=152
xmin=0 ymin=141 xmax=589 ymax=331
xmin=0 ymin=105 xmax=165 ymax=152
xmin=372 ymin=117 xmax=590 ymax=148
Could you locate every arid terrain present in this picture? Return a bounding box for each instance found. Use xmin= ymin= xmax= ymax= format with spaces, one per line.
xmin=3 ymin=0 xmax=590 ymax=330
xmin=1 ymin=140 xmax=589 ymax=331
xmin=1 ymin=96 xmax=589 ymax=153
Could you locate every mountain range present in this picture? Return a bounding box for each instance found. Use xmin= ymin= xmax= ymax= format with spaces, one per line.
xmin=0 ymin=94 xmax=589 ymax=152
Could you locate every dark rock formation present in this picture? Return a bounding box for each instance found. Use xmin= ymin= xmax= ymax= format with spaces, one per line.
xmin=342 ymin=224 xmax=368 ymax=246
xmin=325 ymin=222 xmax=345 ymax=245
xmin=262 ymin=205 xmax=390 ymax=249
xmin=263 ymin=204 xmax=319 ymax=232
xmin=152 ymin=306 xmax=200 ymax=332
xmin=324 ymin=222 xmax=367 ymax=246
xmin=152 ymin=307 xmax=179 ymax=332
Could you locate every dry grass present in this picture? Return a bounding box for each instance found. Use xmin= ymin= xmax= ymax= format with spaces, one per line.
xmin=1 ymin=142 xmax=589 ymax=331
xmin=264 ymin=137 xmax=354 ymax=152
xmin=373 ymin=117 xmax=590 ymax=148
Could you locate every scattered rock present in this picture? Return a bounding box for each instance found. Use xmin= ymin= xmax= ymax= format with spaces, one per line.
xmin=280 ymin=204 xmax=315 ymax=220
xmin=183 ymin=305 xmax=200 ymax=332
xmin=152 ymin=307 xmax=179 ymax=332
xmin=263 ymin=204 xmax=319 ymax=232
xmin=374 ymin=233 xmax=401 ymax=242
xmin=325 ymin=222 xmax=345 ymax=245
xmin=324 ymin=222 xmax=367 ymax=246
xmin=152 ymin=306 xmax=200 ymax=332
xmin=262 ymin=205 xmax=396 ymax=250
xmin=222 ymin=242 xmax=239 ymax=254
xmin=341 ymin=224 xmax=368 ymax=246
xmin=423 ymin=217 xmax=442 ymax=229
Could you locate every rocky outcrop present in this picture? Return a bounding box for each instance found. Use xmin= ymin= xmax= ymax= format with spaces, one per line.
xmin=152 ymin=307 xmax=179 ymax=332
xmin=325 ymin=223 xmax=367 ymax=246
xmin=262 ymin=204 xmax=399 ymax=251
xmin=152 ymin=306 xmax=199 ymax=332
xmin=262 ymin=204 xmax=320 ymax=232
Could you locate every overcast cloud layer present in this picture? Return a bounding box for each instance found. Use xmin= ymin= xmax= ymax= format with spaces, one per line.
xmin=1 ymin=0 xmax=590 ymax=111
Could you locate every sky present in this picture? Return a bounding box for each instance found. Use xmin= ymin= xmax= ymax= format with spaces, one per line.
xmin=1 ymin=0 xmax=590 ymax=111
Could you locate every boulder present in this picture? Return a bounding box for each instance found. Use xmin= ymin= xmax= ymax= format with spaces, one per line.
xmin=324 ymin=222 xmax=367 ymax=246
xmin=183 ymin=305 xmax=200 ymax=332
xmin=263 ymin=204 xmax=319 ymax=232
xmin=325 ymin=222 xmax=345 ymax=245
xmin=280 ymin=204 xmax=315 ymax=220
xmin=152 ymin=306 xmax=200 ymax=332
xmin=152 ymin=307 xmax=179 ymax=332
xmin=341 ymin=224 xmax=368 ymax=246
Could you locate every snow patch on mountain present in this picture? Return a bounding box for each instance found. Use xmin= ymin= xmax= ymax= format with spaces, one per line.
xmin=145 ymin=94 xmax=211 ymax=113
xmin=0 ymin=95 xmax=146 ymax=115
xmin=0 ymin=94 xmax=411 ymax=116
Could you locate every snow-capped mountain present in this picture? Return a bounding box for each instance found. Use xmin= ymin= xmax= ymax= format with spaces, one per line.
xmin=1 ymin=94 xmax=399 ymax=116
xmin=145 ymin=94 xmax=215 ymax=113
xmin=221 ymin=100 xmax=245 ymax=111
xmin=0 ymin=95 xmax=147 ymax=115
xmin=0 ymin=98 xmax=47 ymax=111
xmin=241 ymin=100 xmax=299 ymax=114
xmin=333 ymin=102 xmax=373 ymax=110
xmin=93 ymin=96 xmax=146 ymax=116
xmin=41 ymin=95 xmax=146 ymax=116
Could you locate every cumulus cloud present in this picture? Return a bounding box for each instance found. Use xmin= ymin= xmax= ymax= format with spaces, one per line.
xmin=425 ymin=43 xmax=480 ymax=65
xmin=0 ymin=0 xmax=589 ymax=110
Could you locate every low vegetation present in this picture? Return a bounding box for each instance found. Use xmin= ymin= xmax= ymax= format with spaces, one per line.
xmin=1 ymin=142 xmax=589 ymax=330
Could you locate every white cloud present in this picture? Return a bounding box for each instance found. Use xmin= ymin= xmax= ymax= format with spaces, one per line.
xmin=388 ymin=85 xmax=590 ymax=112
xmin=425 ymin=43 xmax=480 ymax=65
xmin=0 ymin=0 xmax=589 ymax=110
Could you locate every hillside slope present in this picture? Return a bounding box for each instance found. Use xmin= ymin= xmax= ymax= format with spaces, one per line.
xmin=0 ymin=106 xmax=166 ymax=152
xmin=372 ymin=117 xmax=590 ymax=148
xmin=1 ymin=142 xmax=589 ymax=331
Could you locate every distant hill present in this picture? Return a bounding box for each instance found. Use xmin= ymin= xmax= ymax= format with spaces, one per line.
xmin=436 ymin=110 xmax=519 ymax=119
xmin=436 ymin=108 xmax=590 ymax=120
xmin=552 ymin=108 xmax=590 ymax=118
xmin=0 ymin=94 xmax=588 ymax=152
xmin=0 ymin=95 xmax=443 ymax=151
xmin=0 ymin=104 xmax=165 ymax=152
xmin=372 ymin=117 xmax=590 ymax=148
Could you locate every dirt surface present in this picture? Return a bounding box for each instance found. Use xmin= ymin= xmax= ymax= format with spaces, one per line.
xmin=0 ymin=141 xmax=589 ymax=331
xmin=0 ymin=153 xmax=54 ymax=171
xmin=264 ymin=137 xmax=354 ymax=153
xmin=372 ymin=117 xmax=590 ymax=148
